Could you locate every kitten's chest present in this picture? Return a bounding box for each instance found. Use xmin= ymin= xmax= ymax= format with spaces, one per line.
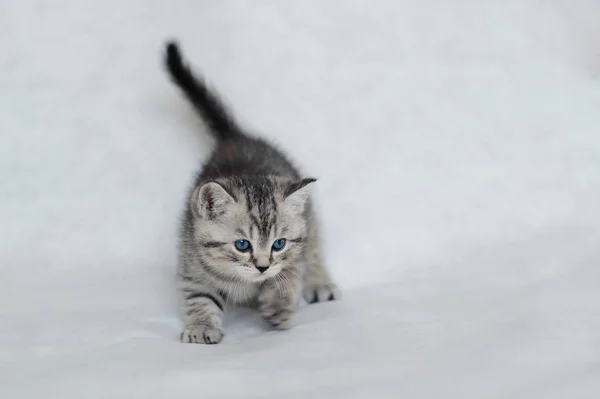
xmin=218 ymin=281 xmax=261 ymax=305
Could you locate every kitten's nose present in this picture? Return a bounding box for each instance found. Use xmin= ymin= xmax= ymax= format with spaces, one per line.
xmin=256 ymin=266 xmax=269 ymax=273
xmin=254 ymin=255 xmax=270 ymax=273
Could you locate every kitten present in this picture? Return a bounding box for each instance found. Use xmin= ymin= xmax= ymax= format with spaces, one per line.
xmin=164 ymin=41 xmax=339 ymax=344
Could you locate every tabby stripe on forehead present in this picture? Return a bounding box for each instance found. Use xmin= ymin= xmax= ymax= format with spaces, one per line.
xmin=185 ymin=292 xmax=224 ymax=311
xmin=269 ymin=191 xmax=278 ymax=227
xmin=244 ymin=189 xmax=253 ymax=212
xmin=249 ymin=213 xmax=260 ymax=230
xmin=289 ymin=237 xmax=306 ymax=243
xmin=260 ymin=195 xmax=277 ymax=239
xmin=258 ymin=214 xmax=275 ymax=245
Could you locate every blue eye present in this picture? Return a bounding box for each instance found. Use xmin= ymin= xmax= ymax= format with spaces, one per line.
xmin=272 ymin=239 xmax=286 ymax=251
xmin=234 ymin=239 xmax=251 ymax=252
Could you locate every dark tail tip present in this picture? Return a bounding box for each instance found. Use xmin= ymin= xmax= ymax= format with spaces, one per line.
xmin=163 ymin=39 xmax=243 ymax=141
xmin=165 ymin=40 xmax=184 ymax=73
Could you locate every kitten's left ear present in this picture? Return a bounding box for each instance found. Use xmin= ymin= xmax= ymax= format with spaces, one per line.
xmin=284 ymin=178 xmax=316 ymax=214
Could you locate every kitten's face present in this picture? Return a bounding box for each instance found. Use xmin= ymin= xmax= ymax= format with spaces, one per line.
xmin=192 ymin=177 xmax=313 ymax=283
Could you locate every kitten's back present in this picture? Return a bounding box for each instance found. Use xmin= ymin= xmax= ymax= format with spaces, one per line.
xmin=201 ymin=138 xmax=300 ymax=181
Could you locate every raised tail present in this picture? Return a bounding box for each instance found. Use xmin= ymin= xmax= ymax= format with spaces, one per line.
xmin=165 ymin=41 xmax=242 ymax=141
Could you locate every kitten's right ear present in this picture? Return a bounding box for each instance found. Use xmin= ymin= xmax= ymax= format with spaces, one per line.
xmin=191 ymin=182 xmax=235 ymax=219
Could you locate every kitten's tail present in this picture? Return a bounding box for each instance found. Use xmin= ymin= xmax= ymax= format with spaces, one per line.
xmin=165 ymin=41 xmax=242 ymax=141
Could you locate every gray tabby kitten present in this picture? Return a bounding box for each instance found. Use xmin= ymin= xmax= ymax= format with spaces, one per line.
xmin=165 ymin=42 xmax=339 ymax=344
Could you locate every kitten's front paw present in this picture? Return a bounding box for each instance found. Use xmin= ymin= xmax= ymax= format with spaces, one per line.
xmin=261 ymin=308 xmax=295 ymax=330
xmin=258 ymin=277 xmax=298 ymax=330
xmin=303 ymin=283 xmax=340 ymax=304
xmin=181 ymin=325 xmax=224 ymax=344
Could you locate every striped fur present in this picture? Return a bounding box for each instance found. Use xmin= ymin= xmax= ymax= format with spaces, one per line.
xmin=166 ymin=41 xmax=339 ymax=344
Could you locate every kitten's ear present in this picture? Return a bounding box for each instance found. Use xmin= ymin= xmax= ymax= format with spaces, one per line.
xmin=283 ymin=178 xmax=316 ymax=214
xmin=192 ymin=182 xmax=235 ymax=219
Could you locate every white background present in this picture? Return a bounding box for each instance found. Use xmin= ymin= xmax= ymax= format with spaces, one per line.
xmin=1 ymin=1 xmax=600 ymax=397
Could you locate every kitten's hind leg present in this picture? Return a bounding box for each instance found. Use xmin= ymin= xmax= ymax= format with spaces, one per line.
xmin=301 ymin=215 xmax=340 ymax=304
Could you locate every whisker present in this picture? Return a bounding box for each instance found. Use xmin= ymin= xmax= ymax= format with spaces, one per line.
xmin=274 ymin=274 xmax=284 ymax=298
xmin=280 ymin=274 xmax=295 ymax=295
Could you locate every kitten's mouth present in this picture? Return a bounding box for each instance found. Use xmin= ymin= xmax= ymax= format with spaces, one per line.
xmin=258 ymin=267 xmax=284 ymax=281
xmin=238 ymin=265 xmax=281 ymax=282
xmin=236 ymin=266 xmax=267 ymax=280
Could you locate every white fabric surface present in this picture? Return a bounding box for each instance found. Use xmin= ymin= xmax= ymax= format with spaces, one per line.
xmin=1 ymin=1 xmax=600 ymax=397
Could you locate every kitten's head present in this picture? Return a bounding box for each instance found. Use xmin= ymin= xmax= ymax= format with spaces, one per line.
xmin=190 ymin=176 xmax=315 ymax=283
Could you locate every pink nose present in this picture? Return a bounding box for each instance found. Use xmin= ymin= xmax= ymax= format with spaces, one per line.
xmin=254 ymin=255 xmax=270 ymax=268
